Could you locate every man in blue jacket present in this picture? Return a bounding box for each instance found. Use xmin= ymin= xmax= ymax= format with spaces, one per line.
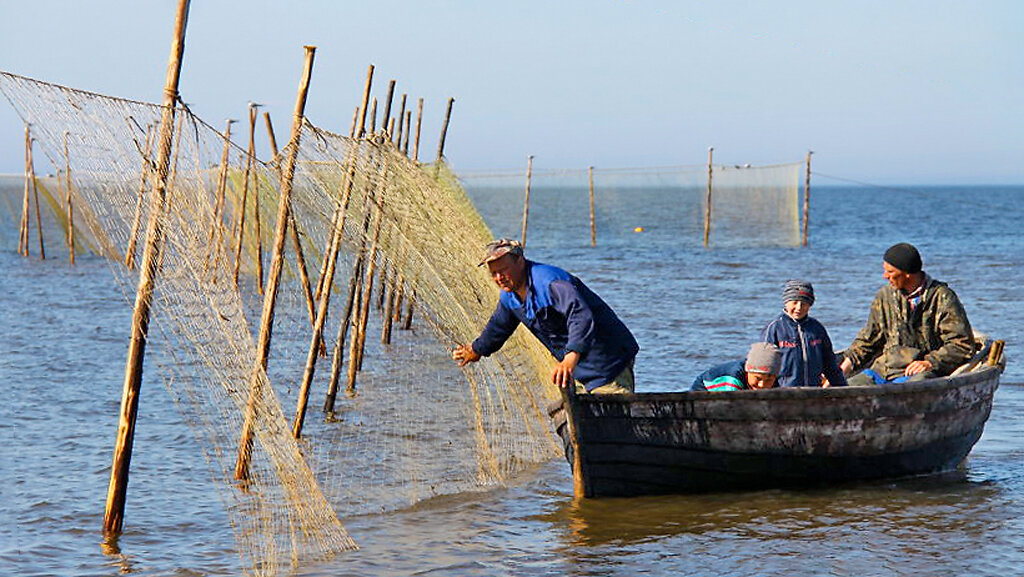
xmin=452 ymin=238 xmax=639 ymax=394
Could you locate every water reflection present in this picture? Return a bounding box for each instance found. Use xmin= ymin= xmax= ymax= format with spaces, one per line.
xmin=543 ymin=469 xmax=993 ymax=549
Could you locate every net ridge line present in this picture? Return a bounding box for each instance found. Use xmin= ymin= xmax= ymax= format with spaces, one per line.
xmin=455 ymin=161 xmax=803 ymax=179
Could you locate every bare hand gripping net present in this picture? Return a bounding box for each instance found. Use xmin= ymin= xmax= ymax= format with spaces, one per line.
xmin=1 ymin=70 xmax=561 ymax=575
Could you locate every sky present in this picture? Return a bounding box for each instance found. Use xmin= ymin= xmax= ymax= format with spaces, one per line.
xmin=1 ymin=0 xmax=1021 ymax=184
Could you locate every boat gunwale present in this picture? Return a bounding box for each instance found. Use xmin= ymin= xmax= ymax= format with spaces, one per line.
xmin=569 ymin=364 xmax=1001 ymax=406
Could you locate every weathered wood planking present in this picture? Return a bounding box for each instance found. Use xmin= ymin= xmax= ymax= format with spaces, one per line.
xmin=557 ymin=365 xmax=1000 ymax=497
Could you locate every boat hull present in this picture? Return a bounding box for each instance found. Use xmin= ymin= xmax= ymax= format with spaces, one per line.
xmin=556 ymin=365 xmax=1000 ymax=497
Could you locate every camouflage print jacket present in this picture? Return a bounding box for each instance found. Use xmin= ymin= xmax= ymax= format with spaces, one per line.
xmin=844 ymin=274 xmax=975 ymax=380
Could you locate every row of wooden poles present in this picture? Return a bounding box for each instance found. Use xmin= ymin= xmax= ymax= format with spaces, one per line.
xmin=16 ymin=127 xmax=77 ymax=263
xmin=102 ymin=0 xmax=456 ymax=536
xmin=516 ymin=148 xmax=815 ymax=249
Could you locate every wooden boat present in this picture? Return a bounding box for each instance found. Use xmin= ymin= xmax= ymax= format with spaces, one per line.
xmin=552 ymin=341 xmax=1005 ymax=498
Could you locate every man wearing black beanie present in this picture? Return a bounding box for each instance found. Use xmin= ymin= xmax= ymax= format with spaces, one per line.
xmin=840 ymin=243 xmax=976 ymax=384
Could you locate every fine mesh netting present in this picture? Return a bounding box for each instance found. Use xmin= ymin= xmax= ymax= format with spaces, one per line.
xmin=0 ymin=70 xmax=560 ymax=575
xmin=459 ymin=162 xmax=802 ymax=249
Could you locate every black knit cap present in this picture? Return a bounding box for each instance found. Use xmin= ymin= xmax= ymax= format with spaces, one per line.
xmin=883 ymin=243 xmax=922 ymax=274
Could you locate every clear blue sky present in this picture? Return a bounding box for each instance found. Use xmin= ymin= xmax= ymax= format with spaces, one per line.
xmin=1 ymin=1 xmax=1021 ymax=183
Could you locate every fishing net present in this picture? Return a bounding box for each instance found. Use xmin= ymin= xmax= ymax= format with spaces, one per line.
xmin=0 ymin=70 xmax=560 ymax=575
xmin=459 ymin=161 xmax=803 ymax=250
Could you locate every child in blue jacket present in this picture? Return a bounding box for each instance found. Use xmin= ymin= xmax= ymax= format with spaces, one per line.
xmin=691 ymin=342 xmax=782 ymax=392
xmin=760 ymin=280 xmax=847 ymax=388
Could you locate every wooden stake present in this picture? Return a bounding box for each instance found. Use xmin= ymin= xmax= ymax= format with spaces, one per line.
xmin=381 ymin=80 xmax=396 ymax=140
xmin=703 ymin=147 xmax=713 ymax=248
xmin=369 ymin=98 xmax=378 ymax=136
xmin=395 ymin=94 xmax=407 ymax=151
xmin=235 ymin=45 xmax=316 ymax=481
xmin=802 ymin=150 xmax=812 ymax=247
xmin=357 ymin=65 xmax=374 ymax=138
xmin=247 ymin=105 xmax=265 ymax=294
xmin=588 ymin=165 xmax=596 ymax=247
xmin=520 ymin=155 xmax=533 ymax=247
xmin=265 ymin=111 xmax=317 ymax=332
xmin=401 ymin=110 xmax=411 ymax=157
xmin=231 ymin=107 xmax=257 ymax=288
xmin=436 ymin=97 xmax=454 ymax=164
xmin=125 ymin=125 xmax=156 ymax=269
xmin=401 ymin=287 xmax=415 ymax=330
xmin=204 ymin=119 xmax=234 ymax=273
xmin=293 ymin=120 xmax=363 ymax=436
xmin=324 ymin=260 xmax=361 ymax=412
xmin=412 ymin=98 xmax=423 ymax=163
xmin=28 ymin=134 xmax=44 ymax=259
xmin=104 ymin=0 xmax=191 ymax=535
xmin=64 ymin=132 xmax=75 ymax=265
xmin=19 ymin=125 xmax=31 ymax=257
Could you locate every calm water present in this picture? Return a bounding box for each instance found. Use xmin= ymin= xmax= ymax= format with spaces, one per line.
xmin=2 ymin=183 xmax=1023 ymax=576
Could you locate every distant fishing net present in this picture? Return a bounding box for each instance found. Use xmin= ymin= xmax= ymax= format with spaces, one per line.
xmin=0 ymin=70 xmax=560 ymax=575
xmin=459 ymin=162 xmax=802 ymax=249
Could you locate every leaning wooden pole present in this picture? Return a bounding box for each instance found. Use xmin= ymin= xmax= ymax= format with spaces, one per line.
xmin=235 ymin=45 xmax=316 ymax=481
xmin=231 ymin=112 xmax=256 ymax=288
xmin=292 ymin=112 xmax=364 ymax=434
xmin=28 ymin=133 xmax=45 ymax=259
xmin=588 ymin=165 xmax=596 ymax=247
xmin=412 ymin=98 xmax=424 ymax=163
xmin=64 ymin=132 xmax=76 ymax=265
xmin=381 ymin=79 xmax=396 ymax=139
xmin=802 ymin=150 xmax=813 ymax=247
xmin=703 ymin=147 xmax=713 ymax=248
xmin=19 ymin=125 xmax=31 ymax=256
xmin=204 ymin=119 xmax=234 ymax=273
xmin=104 ymin=0 xmax=191 ymax=535
xmin=433 ymin=97 xmax=454 ymax=177
xmin=247 ymin=104 xmax=265 ymax=294
xmin=265 ymin=111 xmax=317 ymax=331
xmin=520 ymin=155 xmax=533 ymax=247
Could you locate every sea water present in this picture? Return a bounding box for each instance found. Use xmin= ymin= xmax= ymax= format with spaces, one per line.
xmin=1 ymin=182 xmax=1022 ymax=576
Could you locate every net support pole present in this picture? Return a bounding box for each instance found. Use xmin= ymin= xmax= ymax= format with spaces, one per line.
xmin=204 ymin=120 xmax=234 ymax=272
xmin=520 ymin=155 xmax=533 ymax=247
xmin=401 ymin=109 xmax=412 ymax=156
xmin=293 ymin=133 xmax=361 ymax=437
xmin=381 ymin=79 xmax=396 ymax=140
xmin=64 ymin=132 xmax=75 ymax=265
xmin=412 ymin=98 xmax=423 ymax=163
xmin=19 ymin=125 xmax=31 ymax=256
xmin=395 ymin=94 xmax=407 ymax=151
xmin=434 ymin=97 xmax=454 ymax=175
xmin=232 ymin=108 xmax=257 ymax=289
xmin=802 ymin=150 xmax=813 ymax=247
xmin=103 ymin=0 xmax=191 ymax=535
xmin=588 ymin=165 xmax=596 ymax=247
xmin=235 ymin=45 xmax=316 ymax=481
xmin=247 ymin=104 xmax=265 ymax=295
xmin=28 ymin=131 xmax=44 ymax=259
xmin=265 ymin=111 xmax=317 ymax=334
xmin=703 ymin=147 xmax=713 ymax=247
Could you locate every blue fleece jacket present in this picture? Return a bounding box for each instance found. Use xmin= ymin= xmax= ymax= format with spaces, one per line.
xmin=760 ymin=313 xmax=847 ymax=387
xmin=472 ymin=260 xmax=639 ymax=390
